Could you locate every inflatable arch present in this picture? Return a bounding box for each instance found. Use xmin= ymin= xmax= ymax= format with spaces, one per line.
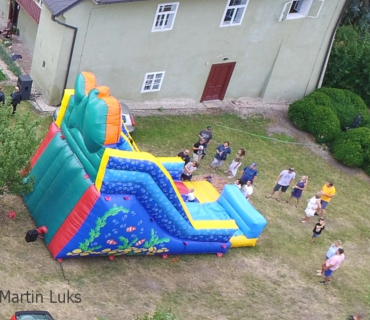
xmin=23 ymin=72 xmax=267 ymax=259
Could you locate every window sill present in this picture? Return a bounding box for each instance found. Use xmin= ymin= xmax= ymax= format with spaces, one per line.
xmin=285 ymin=13 xmax=306 ymax=20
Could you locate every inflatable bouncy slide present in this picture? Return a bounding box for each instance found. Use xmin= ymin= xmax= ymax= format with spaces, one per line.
xmin=23 ymin=72 xmax=267 ymax=260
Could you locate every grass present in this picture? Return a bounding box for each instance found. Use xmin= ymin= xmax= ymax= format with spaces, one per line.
xmin=0 ymin=40 xmax=22 ymax=76
xmin=0 ymin=68 xmax=6 ymax=81
xmin=0 ymin=112 xmax=369 ymax=319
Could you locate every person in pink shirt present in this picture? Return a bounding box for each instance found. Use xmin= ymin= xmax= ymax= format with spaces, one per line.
xmin=318 ymin=248 xmax=345 ymax=285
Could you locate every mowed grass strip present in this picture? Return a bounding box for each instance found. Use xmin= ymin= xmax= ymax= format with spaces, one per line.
xmin=0 ymin=113 xmax=369 ymax=320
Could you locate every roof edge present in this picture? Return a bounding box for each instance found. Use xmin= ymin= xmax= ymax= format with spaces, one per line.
xmin=43 ymin=0 xmax=82 ymax=17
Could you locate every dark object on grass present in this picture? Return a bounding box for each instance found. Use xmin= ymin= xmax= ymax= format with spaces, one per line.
xmin=11 ymin=53 xmax=22 ymax=61
xmin=25 ymin=229 xmax=38 ymax=242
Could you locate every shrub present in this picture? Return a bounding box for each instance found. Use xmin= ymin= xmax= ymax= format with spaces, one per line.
xmin=332 ymin=127 xmax=370 ymax=167
xmin=288 ymin=90 xmax=341 ymax=143
xmin=305 ymin=105 xmax=341 ymax=143
xmin=288 ymin=92 xmax=332 ymax=131
xmin=317 ymin=88 xmax=370 ymax=129
xmin=288 ymin=100 xmax=313 ymax=131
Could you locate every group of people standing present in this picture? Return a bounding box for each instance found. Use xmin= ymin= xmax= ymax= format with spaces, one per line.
xmin=265 ymin=167 xmax=344 ymax=285
xmin=0 ymin=85 xmax=22 ymax=114
xmin=178 ymin=126 xmax=255 ymax=202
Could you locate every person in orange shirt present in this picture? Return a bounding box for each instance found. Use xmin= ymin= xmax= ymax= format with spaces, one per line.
xmin=318 ymin=181 xmax=336 ymax=217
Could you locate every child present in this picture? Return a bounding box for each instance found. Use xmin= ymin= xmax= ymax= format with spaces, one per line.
xmin=312 ymin=218 xmax=325 ymax=243
xmin=225 ymin=148 xmax=246 ymax=179
xmin=301 ymin=192 xmax=321 ymax=223
xmin=186 ymin=188 xmax=195 ymax=202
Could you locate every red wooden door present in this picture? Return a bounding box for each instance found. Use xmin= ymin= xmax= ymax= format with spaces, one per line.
xmin=200 ymin=62 xmax=236 ymax=102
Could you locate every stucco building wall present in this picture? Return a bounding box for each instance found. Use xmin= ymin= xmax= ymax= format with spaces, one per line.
xmin=32 ymin=0 xmax=346 ymax=104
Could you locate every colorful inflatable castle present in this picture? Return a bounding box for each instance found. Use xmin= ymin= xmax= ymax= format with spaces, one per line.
xmin=23 ymin=72 xmax=267 ymax=260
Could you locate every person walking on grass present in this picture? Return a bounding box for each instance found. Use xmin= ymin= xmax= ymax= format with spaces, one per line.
xmin=266 ymin=167 xmax=296 ymax=202
xmin=311 ymin=218 xmax=325 ymax=243
xmin=285 ymin=175 xmax=308 ymax=208
xmin=301 ymin=192 xmax=322 ymax=223
xmin=318 ymin=248 xmax=345 ymax=285
xmin=210 ymin=141 xmax=231 ymax=170
xmin=317 ymin=240 xmax=342 ymax=276
xmin=316 ymin=181 xmax=336 ymax=217
xmin=225 ymin=148 xmax=245 ymax=179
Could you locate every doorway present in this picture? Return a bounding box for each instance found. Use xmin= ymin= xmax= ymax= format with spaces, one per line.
xmin=200 ymin=62 xmax=236 ymax=102
xmin=8 ymin=1 xmax=20 ymax=30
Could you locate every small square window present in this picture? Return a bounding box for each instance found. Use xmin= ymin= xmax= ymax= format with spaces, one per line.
xmin=152 ymin=3 xmax=179 ymax=32
xmin=220 ymin=0 xmax=249 ymax=27
xmin=141 ymin=72 xmax=165 ymax=93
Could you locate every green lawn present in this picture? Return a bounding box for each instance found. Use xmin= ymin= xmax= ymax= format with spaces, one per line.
xmin=0 ymin=112 xmax=369 ymax=320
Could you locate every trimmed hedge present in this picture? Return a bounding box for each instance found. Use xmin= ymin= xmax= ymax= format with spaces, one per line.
xmin=289 ymin=87 xmax=370 ymax=174
xmin=317 ymin=88 xmax=370 ymax=129
xmin=288 ymin=91 xmax=340 ymax=143
xmin=307 ymin=105 xmax=341 ymax=143
xmin=288 ymin=92 xmax=332 ymax=131
xmin=332 ymin=127 xmax=370 ymax=167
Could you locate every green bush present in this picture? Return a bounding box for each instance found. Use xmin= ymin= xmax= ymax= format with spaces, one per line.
xmin=332 ymin=127 xmax=370 ymax=167
xmin=317 ymin=88 xmax=370 ymax=129
xmin=288 ymin=91 xmax=340 ymax=143
xmin=323 ymin=25 xmax=370 ymax=106
xmin=288 ymin=100 xmax=312 ymax=131
xmin=361 ymin=162 xmax=370 ymax=176
xmin=288 ymin=92 xmax=332 ymax=131
xmin=305 ymin=105 xmax=341 ymax=143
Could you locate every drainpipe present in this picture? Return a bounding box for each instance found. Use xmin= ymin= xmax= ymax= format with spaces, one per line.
xmin=316 ymin=0 xmax=352 ymax=88
xmin=51 ymin=15 xmax=78 ymax=91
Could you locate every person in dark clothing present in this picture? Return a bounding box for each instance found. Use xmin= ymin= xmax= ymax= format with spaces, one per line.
xmin=11 ymin=86 xmax=21 ymax=114
xmin=177 ymin=149 xmax=190 ymax=165
xmin=0 ymin=87 xmax=5 ymax=104
xmin=311 ymin=218 xmax=325 ymax=243
xmin=350 ymin=113 xmax=362 ymax=129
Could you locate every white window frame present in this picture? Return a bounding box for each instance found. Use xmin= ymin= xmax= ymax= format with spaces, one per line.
xmin=279 ymin=0 xmax=324 ymax=21
xmin=33 ymin=0 xmax=43 ymax=8
xmin=141 ymin=72 xmax=165 ymax=93
xmin=220 ymin=0 xmax=249 ymax=27
xmin=151 ymin=3 xmax=179 ymax=32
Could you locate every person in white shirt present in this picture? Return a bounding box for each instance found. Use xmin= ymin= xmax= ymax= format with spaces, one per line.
xmin=186 ymin=188 xmax=196 ymax=202
xmin=236 ymin=180 xmax=254 ymax=204
xmin=266 ymin=167 xmax=296 ymax=202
